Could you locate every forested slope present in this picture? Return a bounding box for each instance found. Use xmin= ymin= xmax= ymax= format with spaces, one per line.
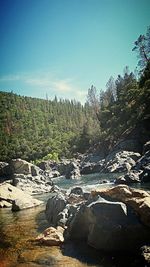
xmin=0 ymin=27 xmax=150 ymax=163
xmin=0 ymin=92 xmax=100 ymax=162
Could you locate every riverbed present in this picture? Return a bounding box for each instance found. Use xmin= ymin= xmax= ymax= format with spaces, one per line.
xmin=0 ymin=173 xmax=149 ymax=267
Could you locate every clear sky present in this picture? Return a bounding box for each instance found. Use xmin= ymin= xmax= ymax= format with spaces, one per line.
xmin=0 ymin=0 xmax=150 ymax=103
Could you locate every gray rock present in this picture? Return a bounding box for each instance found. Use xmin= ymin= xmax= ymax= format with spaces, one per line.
xmin=114 ymin=143 xmax=150 ymax=185
xmin=57 ymin=159 xmax=72 ymax=176
xmin=10 ymin=159 xmax=42 ymax=176
xmin=115 ymin=171 xmax=140 ymax=185
xmin=80 ymin=161 xmax=104 ymax=175
xmin=124 ymin=171 xmax=141 ymax=183
xmin=45 ymin=188 xmax=87 ymax=227
xmin=56 ymin=159 xmax=81 ymax=179
xmin=102 ymin=151 xmax=141 ymax=173
xmin=0 ymin=159 xmax=54 ymax=194
xmin=65 ymin=162 xmax=80 ymax=179
xmin=68 ymin=197 xmax=127 ymax=240
xmin=46 ymin=193 xmax=67 ymax=225
xmin=90 ymin=185 xmax=150 ymax=228
xmin=36 ymin=161 xmax=52 ymax=171
xmin=12 ymin=173 xmax=53 ymax=194
xmin=67 ymin=193 xmax=85 ymax=205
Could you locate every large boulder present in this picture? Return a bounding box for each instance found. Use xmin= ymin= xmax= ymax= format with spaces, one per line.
xmin=91 ymin=185 xmax=150 ymax=227
xmin=80 ymin=161 xmax=104 ymax=175
xmin=101 ymin=150 xmax=141 ymax=173
xmin=0 ymin=182 xmax=43 ymax=210
xmin=56 ymin=159 xmax=81 ymax=179
xmin=65 ymin=161 xmax=80 ymax=179
xmin=66 ymin=185 xmax=150 ymax=251
xmin=10 ymin=158 xmax=41 ymax=176
xmin=36 ymin=161 xmax=60 ymax=178
xmin=67 ymin=195 xmax=150 ymax=251
xmin=79 ymin=153 xmax=104 ymax=175
xmin=45 ymin=185 xmax=150 ymax=252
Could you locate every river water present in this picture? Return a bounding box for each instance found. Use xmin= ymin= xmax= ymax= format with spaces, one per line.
xmin=0 ymin=173 xmax=149 ymax=267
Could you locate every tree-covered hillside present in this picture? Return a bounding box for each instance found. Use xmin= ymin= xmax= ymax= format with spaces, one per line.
xmin=0 ymin=27 xmax=150 ymax=163
xmin=0 ymin=92 xmax=100 ymax=162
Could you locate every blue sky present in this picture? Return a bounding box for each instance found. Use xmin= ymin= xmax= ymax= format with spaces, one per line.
xmin=0 ymin=0 xmax=150 ymax=103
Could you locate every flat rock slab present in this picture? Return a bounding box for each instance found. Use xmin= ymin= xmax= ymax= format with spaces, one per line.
xmin=0 ymin=182 xmax=43 ymax=210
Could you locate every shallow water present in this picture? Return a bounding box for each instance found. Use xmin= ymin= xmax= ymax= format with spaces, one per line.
xmin=0 ymin=204 xmax=116 ymax=267
xmin=0 ymin=173 xmax=148 ymax=267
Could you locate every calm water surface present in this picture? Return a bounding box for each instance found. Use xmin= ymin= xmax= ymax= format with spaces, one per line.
xmin=0 ymin=173 xmax=149 ymax=267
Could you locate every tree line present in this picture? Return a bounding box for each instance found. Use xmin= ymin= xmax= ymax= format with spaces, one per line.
xmin=87 ymin=26 xmax=150 ymax=151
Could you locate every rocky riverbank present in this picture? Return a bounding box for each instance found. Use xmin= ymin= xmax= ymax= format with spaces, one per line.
xmin=37 ymin=184 xmax=150 ymax=266
xmin=0 ymin=158 xmax=53 ymax=209
xmin=0 ymin=140 xmax=150 ymax=266
xmin=0 ymin=140 xmax=150 ymax=210
xmin=37 ymin=140 xmax=150 ymax=185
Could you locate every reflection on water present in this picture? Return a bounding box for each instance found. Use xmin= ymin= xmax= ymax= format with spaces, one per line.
xmin=0 ymin=173 xmax=148 ymax=267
